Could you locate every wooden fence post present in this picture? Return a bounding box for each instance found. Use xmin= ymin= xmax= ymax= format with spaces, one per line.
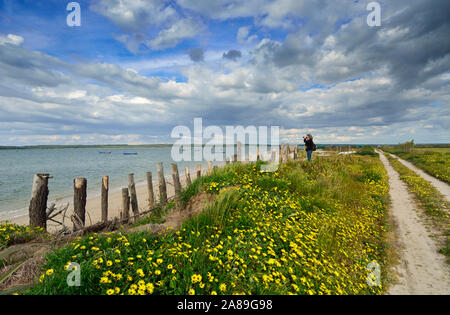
xmin=29 ymin=173 xmax=50 ymax=230
xmin=73 ymin=178 xmax=87 ymax=231
xmin=279 ymin=145 xmax=283 ymax=164
xmin=207 ymin=161 xmax=212 ymax=175
xmin=121 ymin=188 xmax=130 ymax=223
xmin=171 ymin=163 xmax=182 ymax=200
xmin=185 ymin=166 xmax=192 ymax=186
xmin=146 ymin=172 xmax=155 ymax=210
xmin=128 ymin=174 xmax=139 ymax=219
xmin=101 ymin=176 xmax=109 ymax=223
xmin=237 ymin=141 xmax=242 ymax=162
xmin=157 ymin=162 xmax=168 ymax=206
xmin=256 ymin=146 xmax=260 ymax=161
xmin=196 ymin=164 xmax=202 ymax=179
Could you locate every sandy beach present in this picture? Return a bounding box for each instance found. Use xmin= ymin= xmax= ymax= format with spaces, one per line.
xmin=10 ymin=165 xmax=208 ymax=233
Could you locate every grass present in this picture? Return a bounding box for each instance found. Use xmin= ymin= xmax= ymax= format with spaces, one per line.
xmin=26 ymin=154 xmax=390 ymax=295
xmin=132 ymin=202 xmax=177 ymax=227
xmin=0 ymin=221 xmax=46 ymax=251
xmin=385 ymin=154 xmax=449 ymax=263
xmin=383 ymin=146 xmax=450 ymax=184
xmin=355 ymin=146 xmax=379 ymax=157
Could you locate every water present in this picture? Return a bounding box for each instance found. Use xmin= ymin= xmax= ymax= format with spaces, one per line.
xmin=0 ymin=146 xmax=234 ymax=220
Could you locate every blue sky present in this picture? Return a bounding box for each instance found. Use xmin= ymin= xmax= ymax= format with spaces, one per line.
xmin=0 ymin=0 xmax=449 ymax=145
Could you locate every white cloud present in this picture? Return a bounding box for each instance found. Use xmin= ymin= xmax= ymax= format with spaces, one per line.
xmin=0 ymin=34 xmax=24 ymax=46
xmin=148 ymin=19 xmax=205 ymax=50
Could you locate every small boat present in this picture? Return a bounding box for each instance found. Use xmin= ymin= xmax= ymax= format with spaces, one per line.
xmin=122 ymin=152 xmax=138 ymax=155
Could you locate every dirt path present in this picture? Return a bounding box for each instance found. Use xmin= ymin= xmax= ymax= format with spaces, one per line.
xmin=376 ymin=150 xmax=450 ymax=295
xmin=388 ymin=153 xmax=450 ymax=202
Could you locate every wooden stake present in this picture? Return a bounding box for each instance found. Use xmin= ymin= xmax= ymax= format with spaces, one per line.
xmin=207 ymin=161 xmax=212 ymax=175
xmin=121 ymin=188 xmax=130 ymax=223
xmin=73 ymin=178 xmax=87 ymax=231
xmin=237 ymin=141 xmax=242 ymax=162
xmin=128 ymin=174 xmax=139 ymax=219
xmin=157 ymin=162 xmax=168 ymax=206
xmin=196 ymin=164 xmax=202 ymax=179
xmin=171 ymin=163 xmax=182 ymax=199
xmin=146 ymin=172 xmax=155 ymax=209
xmin=185 ymin=166 xmax=192 ymax=186
xmin=29 ymin=174 xmax=49 ymax=230
xmin=256 ymin=146 xmax=260 ymax=161
xmin=101 ymin=176 xmax=109 ymax=223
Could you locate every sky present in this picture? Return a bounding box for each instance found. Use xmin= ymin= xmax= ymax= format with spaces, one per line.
xmin=0 ymin=0 xmax=449 ymax=145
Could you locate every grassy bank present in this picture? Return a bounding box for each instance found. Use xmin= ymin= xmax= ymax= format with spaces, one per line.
xmin=383 ymin=146 xmax=450 ymax=184
xmin=8 ymin=155 xmax=389 ymax=295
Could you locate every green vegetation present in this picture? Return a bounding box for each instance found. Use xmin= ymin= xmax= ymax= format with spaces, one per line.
xmin=356 ymin=146 xmax=379 ymax=157
xmin=0 ymin=221 xmax=46 ymax=251
xmin=26 ymin=154 xmax=390 ymax=295
xmin=132 ymin=202 xmax=177 ymax=227
xmin=385 ymin=155 xmax=449 ymax=263
xmin=383 ymin=146 xmax=450 ymax=184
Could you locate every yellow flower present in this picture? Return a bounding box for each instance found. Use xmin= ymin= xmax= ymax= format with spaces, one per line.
xmin=188 ymin=288 xmax=195 ymax=295
xmin=106 ymin=289 xmax=114 ymax=295
xmin=45 ymin=269 xmax=54 ymax=276
xmin=219 ymin=283 xmax=227 ymax=292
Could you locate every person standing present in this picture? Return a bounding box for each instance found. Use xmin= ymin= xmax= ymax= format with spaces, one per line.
xmin=303 ymin=134 xmax=316 ymax=161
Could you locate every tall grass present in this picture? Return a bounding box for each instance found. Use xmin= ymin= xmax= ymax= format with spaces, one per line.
xmin=27 ymin=155 xmax=390 ymax=295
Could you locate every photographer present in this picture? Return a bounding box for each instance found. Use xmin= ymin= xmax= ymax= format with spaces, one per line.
xmin=303 ymin=134 xmax=316 ymax=161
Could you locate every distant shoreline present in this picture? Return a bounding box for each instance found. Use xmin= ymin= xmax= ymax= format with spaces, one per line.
xmin=1 ymin=143 xmax=449 ymax=150
xmin=0 ymin=144 xmax=174 ymax=150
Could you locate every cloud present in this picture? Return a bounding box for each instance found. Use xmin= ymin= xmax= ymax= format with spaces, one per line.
xmin=222 ymin=50 xmax=242 ymax=61
xmin=0 ymin=34 xmax=24 ymax=46
xmin=90 ymin=0 xmax=177 ymax=31
xmin=188 ymin=48 xmax=205 ymax=62
xmin=147 ymin=18 xmax=205 ymax=50
xmin=1 ymin=0 xmax=449 ymax=145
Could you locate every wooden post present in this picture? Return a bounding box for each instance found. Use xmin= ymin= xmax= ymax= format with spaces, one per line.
xmin=101 ymin=176 xmax=109 ymax=223
xmin=233 ymin=154 xmax=237 ymax=163
xmin=185 ymin=166 xmax=192 ymax=186
xmin=128 ymin=174 xmax=139 ymax=219
xmin=157 ymin=162 xmax=168 ymax=206
xmin=256 ymin=146 xmax=260 ymax=161
xmin=171 ymin=163 xmax=182 ymax=199
xmin=73 ymin=178 xmax=87 ymax=231
xmin=121 ymin=188 xmax=130 ymax=223
xmin=207 ymin=161 xmax=212 ymax=175
xmin=196 ymin=164 xmax=202 ymax=179
xmin=29 ymin=174 xmax=49 ymax=230
xmin=237 ymin=141 xmax=242 ymax=162
xmin=146 ymin=172 xmax=155 ymax=210
xmin=279 ymin=145 xmax=283 ymax=164
xmin=293 ymin=146 xmax=298 ymax=160
xmin=226 ymin=157 xmax=230 ymax=165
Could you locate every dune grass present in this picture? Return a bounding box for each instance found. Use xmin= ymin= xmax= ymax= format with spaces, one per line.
xmin=27 ymin=155 xmax=390 ymax=295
